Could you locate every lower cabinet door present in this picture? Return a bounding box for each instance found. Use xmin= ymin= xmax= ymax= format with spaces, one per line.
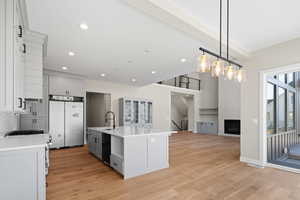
xmin=0 ymin=148 xmax=46 ymax=200
xmin=96 ymin=134 xmax=102 ymax=160
xmin=147 ymin=135 xmax=168 ymax=170
xmin=87 ymin=133 xmax=94 ymax=154
xmin=124 ymin=136 xmax=147 ymax=178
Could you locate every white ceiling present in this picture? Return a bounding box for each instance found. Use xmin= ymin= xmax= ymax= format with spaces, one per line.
xmin=25 ymin=0 xmax=300 ymax=85
xmin=26 ymin=0 xmax=203 ymax=85
xmin=171 ymin=0 xmax=300 ymax=52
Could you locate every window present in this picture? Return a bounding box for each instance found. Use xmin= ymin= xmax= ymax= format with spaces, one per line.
xmin=287 ymin=92 xmax=295 ymax=130
xmin=287 ymin=72 xmax=295 ymax=87
xmin=266 ymin=83 xmax=276 ymax=134
xmin=266 ymin=72 xmax=297 ymax=134
xmin=278 ymin=73 xmax=286 ymax=83
xmin=278 ymin=87 xmax=286 ymax=132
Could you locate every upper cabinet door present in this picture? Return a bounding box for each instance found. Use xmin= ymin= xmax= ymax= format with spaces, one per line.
xmin=49 ymin=76 xmax=84 ymax=97
xmin=0 ymin=0 xmax=15 ymax=111
xmin=23 ymin=31 xmax=46 ymax=99
xmin=13 ymin=7 xmax=25 ymax=112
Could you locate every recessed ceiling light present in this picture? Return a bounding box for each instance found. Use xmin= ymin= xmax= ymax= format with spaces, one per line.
xmin=68 ymin=51 xmax=75 ymax=56
xmin=131 ymin=78 xmax=136 ymax=82
xmin=80 ymin=23 xmax=88 ymax=30
xmin=151 ymin=71 xmax=156 ymax=74
xmin=181 ymin=58 xmax=187 ymax=63
xmin=62 ymin=66 xmax=68 ymax=70
xmin=100 ymin=73 xmax=106 ymax=77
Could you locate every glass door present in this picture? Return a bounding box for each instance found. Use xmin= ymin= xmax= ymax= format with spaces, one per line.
xmin=124 ymin=100 xmax=132 ymax=124
xmin=132 ymin=100 xmax=139 ymax=124
xmin=140 ymin=101 xmax=146 ymax=125
xmin=147 ymin=102 xmax=153 ymax=124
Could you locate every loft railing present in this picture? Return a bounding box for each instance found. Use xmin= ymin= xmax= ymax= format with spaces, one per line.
xmin=267 ymin=130 xmax=300 ymax=161
xmin=158 ymin=75 xmax=201 ymax=91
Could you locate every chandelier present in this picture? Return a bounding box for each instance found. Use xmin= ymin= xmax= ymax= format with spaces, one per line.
xmin=197 ymin=0 xmax=246 ymax=82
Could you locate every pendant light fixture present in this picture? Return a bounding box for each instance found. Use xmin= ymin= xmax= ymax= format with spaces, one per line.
xmin=197 ymin=0 xmax=245 ymax=82
xmin=196 ymin=53 xmax=210 ymax=72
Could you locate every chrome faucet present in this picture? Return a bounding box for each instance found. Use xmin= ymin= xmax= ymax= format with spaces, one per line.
xmin=105 ymin=111 xmax=116 ymax=129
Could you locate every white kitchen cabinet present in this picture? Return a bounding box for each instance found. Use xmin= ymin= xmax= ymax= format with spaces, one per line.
xmin=0 ymin=0 xmax=16 ymax=111
xmin=0 ymin=0 xmax=46 ymax=112
xmin=124 ymin=136 xmax=148 ymax=178
xmin=119 ymin=98 xmax=153 ymax=128
xmin=0 ymin=147 xmax=46 ymax=200
xmin=49 ymin=75 xmax=84 ymax=97
xmin=13 ymin=5 xmax=25 ymax=112
xmin=23 ymin=31 xmax=46 ymax=99
xmin=147 ymin=135 xmax=168 ymax=170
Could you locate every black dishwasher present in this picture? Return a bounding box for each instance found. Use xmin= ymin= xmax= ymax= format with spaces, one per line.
xmin=102 ymin=133 xmax=111 ymax=165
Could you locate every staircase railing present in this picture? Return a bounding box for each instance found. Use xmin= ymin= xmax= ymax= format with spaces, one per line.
xmin=158 ymin=75 xmax=201 ymax=91
xmin=267 ymin=130 xmax=300 ymax=161
xmin=171 ymin=120 xmax=183 ymax=131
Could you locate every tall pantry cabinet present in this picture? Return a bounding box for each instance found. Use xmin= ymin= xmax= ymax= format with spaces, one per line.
xmin=0 ymin=0 xmax=47 ymax=112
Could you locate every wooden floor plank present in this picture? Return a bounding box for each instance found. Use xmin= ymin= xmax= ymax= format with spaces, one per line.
xmin=47 ymin=132 xmax=300 ymax=200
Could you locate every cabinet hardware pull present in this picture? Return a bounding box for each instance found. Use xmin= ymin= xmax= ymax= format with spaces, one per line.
xmin=18 ymin=98 xmax=23 ymax=108
xmin=18 ymin=25 xmax=23 ymax=38
xmin=22 ymin=43 xmax=26 ymax=54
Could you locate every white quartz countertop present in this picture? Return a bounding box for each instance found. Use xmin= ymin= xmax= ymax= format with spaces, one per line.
xmin=0 ymin=134 xmax=50 ymax=152
xmin=88 ymin=126 xmax=174 ymax=138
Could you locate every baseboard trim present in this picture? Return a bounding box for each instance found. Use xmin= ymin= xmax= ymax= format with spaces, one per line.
xmin=266 ymin=163 xmax=300 ymax=174
xmin=240 ymin=157 xmax=265 ymax=168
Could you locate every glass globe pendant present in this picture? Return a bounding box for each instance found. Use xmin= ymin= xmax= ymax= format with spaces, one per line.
xmin=211 ymin=60 xmax=224 ymax=77
xmin=197 ymin=54 xmax=210 ymax=73
xmin=235 ymin=69 xmax=246 ymax=82
xmin=225 ymin=64 xmax=235 ymax=80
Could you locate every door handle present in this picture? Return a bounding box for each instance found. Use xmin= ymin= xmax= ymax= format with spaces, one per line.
xmin=18 ymin=25 xmax=23 ymax=38
xmin=22 ymin=43 xmax=26 ymax=54
xmin=23 ymin=101 xmax=26 ymax=110
xmin=18 ymin=98 xmax=23 ymax=108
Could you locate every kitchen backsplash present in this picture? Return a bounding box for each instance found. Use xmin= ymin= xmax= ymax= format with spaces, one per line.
xmin=0 ymin=112 xmax=19 ymax=137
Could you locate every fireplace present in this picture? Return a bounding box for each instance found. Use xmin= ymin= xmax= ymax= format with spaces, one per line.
xmin=224 ymin=120 xmax=240 ymax=135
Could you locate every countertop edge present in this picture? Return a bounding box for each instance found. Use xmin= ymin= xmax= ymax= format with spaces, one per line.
xmin=88 ymin=127 xmax=174 ymax=138
xmin=0 ymin=144 xmax=47 ymax=152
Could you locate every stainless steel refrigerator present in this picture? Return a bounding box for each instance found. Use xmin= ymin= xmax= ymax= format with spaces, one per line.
xmin=49 ymin=96 xmax=84 ymax=148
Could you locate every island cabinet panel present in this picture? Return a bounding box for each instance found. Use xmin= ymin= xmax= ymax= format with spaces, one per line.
xmin=87 ymin=131 xmax=102 ymax=160
xmin=123 ymin=136 xmax=148 ymax=179
xmin=147 ymin=135 xmax=169 ymax=171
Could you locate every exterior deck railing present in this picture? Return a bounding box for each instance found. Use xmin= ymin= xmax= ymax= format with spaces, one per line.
xmin=267 ymin=130 xmax=300 ymax=161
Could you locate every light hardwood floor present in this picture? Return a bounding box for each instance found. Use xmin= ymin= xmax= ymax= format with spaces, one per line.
xmin=47 ymin=132 xmax=300 ymax=200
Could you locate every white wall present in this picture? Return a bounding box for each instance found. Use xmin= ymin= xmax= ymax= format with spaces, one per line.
xmin=241 ymin=38 xmax=300 ymax=163
xmin=218 ymin=78 xmax=241 ymax=135
xmin=84 ymin=79 xmax=201 ymax=132
xmin=198 ymin=73 xmax=218 ymax=109
xmin=0 ymin=112 xmax=19 ymax=137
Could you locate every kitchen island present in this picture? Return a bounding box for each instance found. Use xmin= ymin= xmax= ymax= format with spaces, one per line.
xmin=87 ymin=127 xmax=173 ymax=179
